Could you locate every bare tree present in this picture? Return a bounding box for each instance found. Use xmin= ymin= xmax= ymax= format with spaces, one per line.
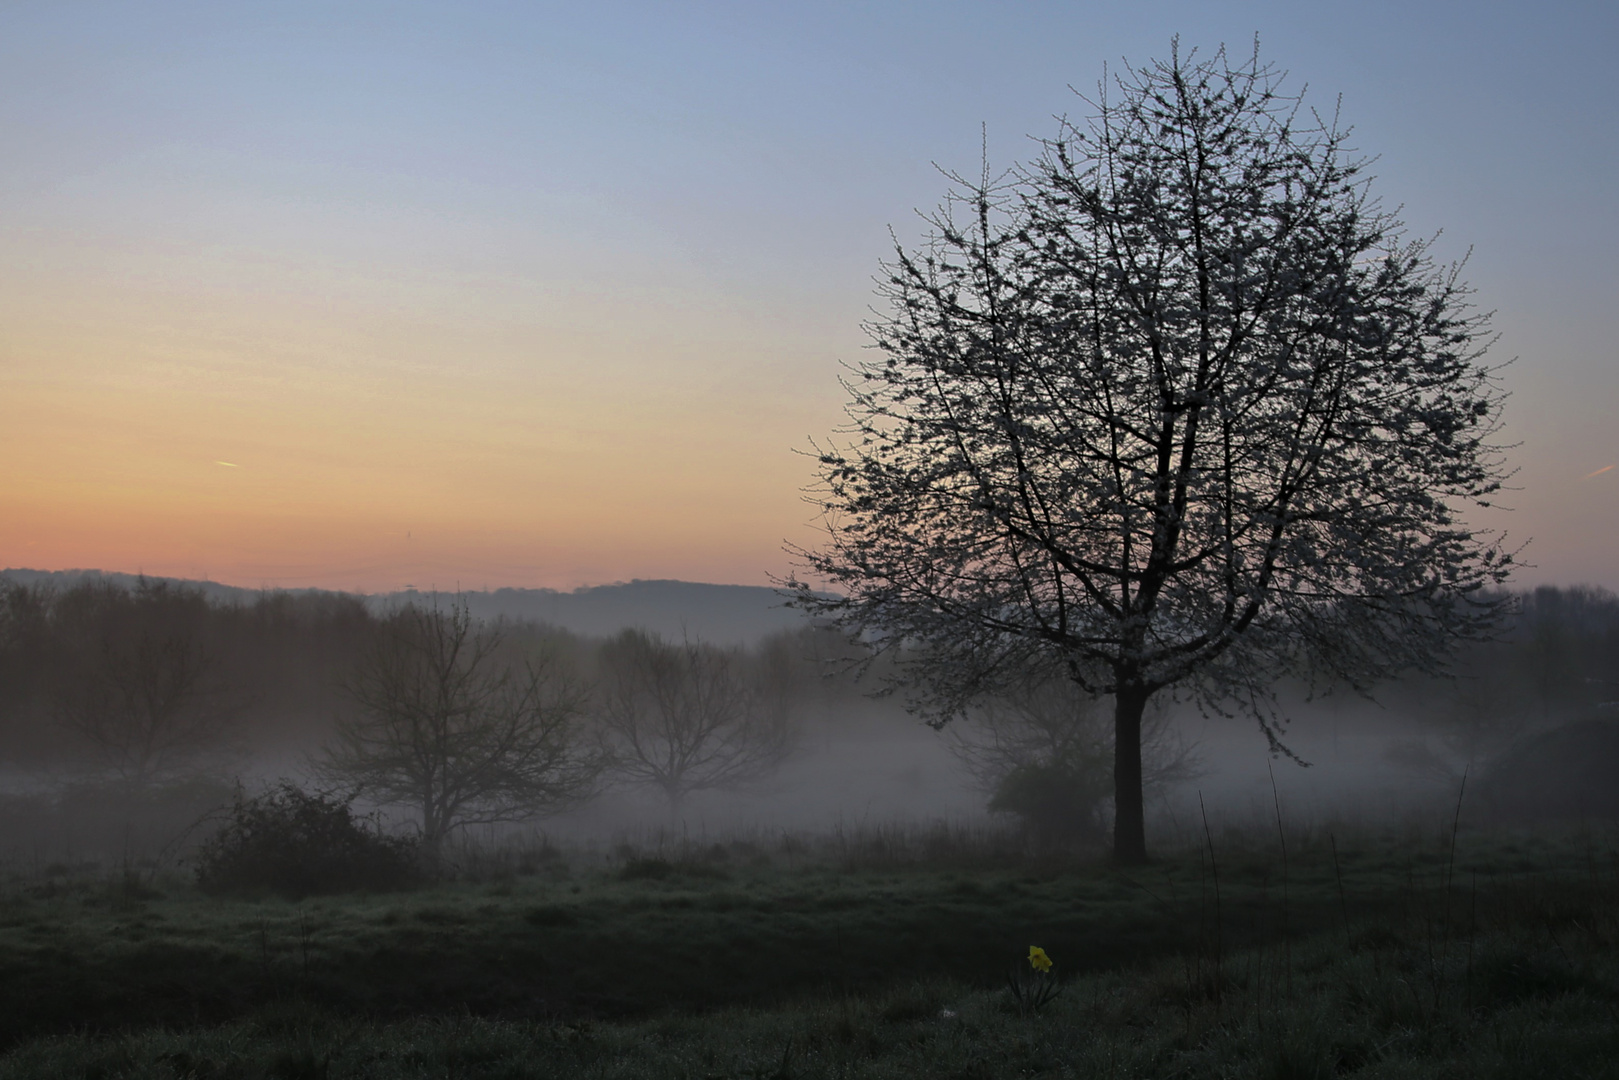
xmin=53 ymin=579 xmax=234 ymax=788
xmin=321 ymin=601 xmax=601 ymax=862
xmin=597 ymin=630 xmax=797 ymax=816
xmin=789 ymin=42 xmax=1513 ymax=862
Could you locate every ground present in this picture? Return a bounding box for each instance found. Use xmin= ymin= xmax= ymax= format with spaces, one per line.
xmin=1 ymin=822 xmax=1616 ymax=1078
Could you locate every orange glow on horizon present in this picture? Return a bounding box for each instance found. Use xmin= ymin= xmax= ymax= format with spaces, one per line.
xmin=0 ymin=266 xmax=842 ymax=594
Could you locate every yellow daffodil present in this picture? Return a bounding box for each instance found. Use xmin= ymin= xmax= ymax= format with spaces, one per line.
xmin=1028 ymin=946 xmax=1052 ymax=972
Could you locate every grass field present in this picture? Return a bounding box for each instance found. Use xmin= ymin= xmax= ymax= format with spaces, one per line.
xmin=1 ymin=820 xmax=1616 ymax=1078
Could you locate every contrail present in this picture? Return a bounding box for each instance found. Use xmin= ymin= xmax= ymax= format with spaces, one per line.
xmin=1583 ymin=464 xmax=1615 ymax=480
xmin=215 ymin=461 xmax=241 ymax=468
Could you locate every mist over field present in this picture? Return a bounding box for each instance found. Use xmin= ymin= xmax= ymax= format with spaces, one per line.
xmin=1 ymin=570 xmax=1617 ymax=1079
xmin=1 ymin=578 xmax=1617 ymax=1077
xmin=2 ymin=568 xmax=1614 ymax=863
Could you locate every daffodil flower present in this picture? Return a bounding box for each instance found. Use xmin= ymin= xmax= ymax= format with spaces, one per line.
xmin=1028 ymin=946 xmax=1052 ymax=972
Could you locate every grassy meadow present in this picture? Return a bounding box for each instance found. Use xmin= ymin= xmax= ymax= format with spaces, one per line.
xmin=1 ymin=821 xmax=1617 ymax=1078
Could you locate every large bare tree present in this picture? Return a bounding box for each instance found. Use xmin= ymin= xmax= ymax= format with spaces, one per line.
xmin=322 ymin=601 xmax=600 ymax=862
xmin=789 ymin=42 xmax=1513 ymax=862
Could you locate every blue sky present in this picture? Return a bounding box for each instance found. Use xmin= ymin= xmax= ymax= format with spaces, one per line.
xmin=0 ymin=0 xmax=1613 ymax=590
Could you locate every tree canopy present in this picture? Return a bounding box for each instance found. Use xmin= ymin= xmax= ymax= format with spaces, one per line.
xmin=790 ymin=41 xmax=1514 ymax=862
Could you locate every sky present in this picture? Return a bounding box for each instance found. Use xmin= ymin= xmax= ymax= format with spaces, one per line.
xmin=0 ymin=0 xmax=1614 ymax=593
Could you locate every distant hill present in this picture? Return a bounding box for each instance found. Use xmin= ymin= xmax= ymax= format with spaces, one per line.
xmin=0 ymin=569 xmax=810 ymax=646
xmin=0 ymin=568 xmax=270 ymax=608
xmin=448 ymin=580 xmax=806 ymax=644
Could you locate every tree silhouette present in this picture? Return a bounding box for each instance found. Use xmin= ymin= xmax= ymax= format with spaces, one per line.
xmin=322 ymin=601 xmax=600 ymax=863
xmin=53 ymin=579 xmax=233 ymax=788
xmin=791 ymin=41 xmax=1513 ymax=862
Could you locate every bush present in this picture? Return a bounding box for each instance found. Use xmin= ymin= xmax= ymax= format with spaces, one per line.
xmin=193 ymin=782 xmax=419 ymax=898
xmin=988 ymin=761 xmax=1109 ymax=843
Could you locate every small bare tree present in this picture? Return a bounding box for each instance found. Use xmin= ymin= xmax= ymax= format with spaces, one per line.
xmin=321 ymin=601 xmax=601 ymax=862
xmin=597 ymin=630 xmax=797 ymax=816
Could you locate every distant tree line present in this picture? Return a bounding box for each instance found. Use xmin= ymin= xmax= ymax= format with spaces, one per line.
xmin=0 ymin=578 xmax=375 ymax=770
xmin=0 ymin=576 xmax=1614 ymax=853
xmin=1381 ymin=585 xmax=1619 ymax=780
xmin=0 ymin=578 xmax=816 ymax=860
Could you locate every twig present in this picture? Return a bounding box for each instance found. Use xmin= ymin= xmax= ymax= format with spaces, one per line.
xmin=1198 ymin=792 xmax=1222 ymax=1013
xmin=1465 ymin=869 xmax=1477 ymax=1013
xmin=1268 ymin=761 xmax=1290 ymax=998
xmin=1436 ymin=770 xmax=1467 ymax=1009
xmin=1330 ymin=832 xmax=1353 ymax=954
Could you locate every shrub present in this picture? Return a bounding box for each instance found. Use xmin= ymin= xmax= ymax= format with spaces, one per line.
xmin=988 ymin=761 xmax=1110 ymax=843
xmin=193 ymin=782 xmax=419 ymax=897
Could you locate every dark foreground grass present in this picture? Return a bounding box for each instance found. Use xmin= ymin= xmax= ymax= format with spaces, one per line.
xmin=2 ymin=825 xmax=1617 ymax=1077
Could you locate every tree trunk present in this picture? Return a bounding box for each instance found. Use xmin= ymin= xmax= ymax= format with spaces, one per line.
xmin=421 ymin=797 xmax=443 ymax=872
xmin=1112 ymin=685 xmax=1149 ymax=864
